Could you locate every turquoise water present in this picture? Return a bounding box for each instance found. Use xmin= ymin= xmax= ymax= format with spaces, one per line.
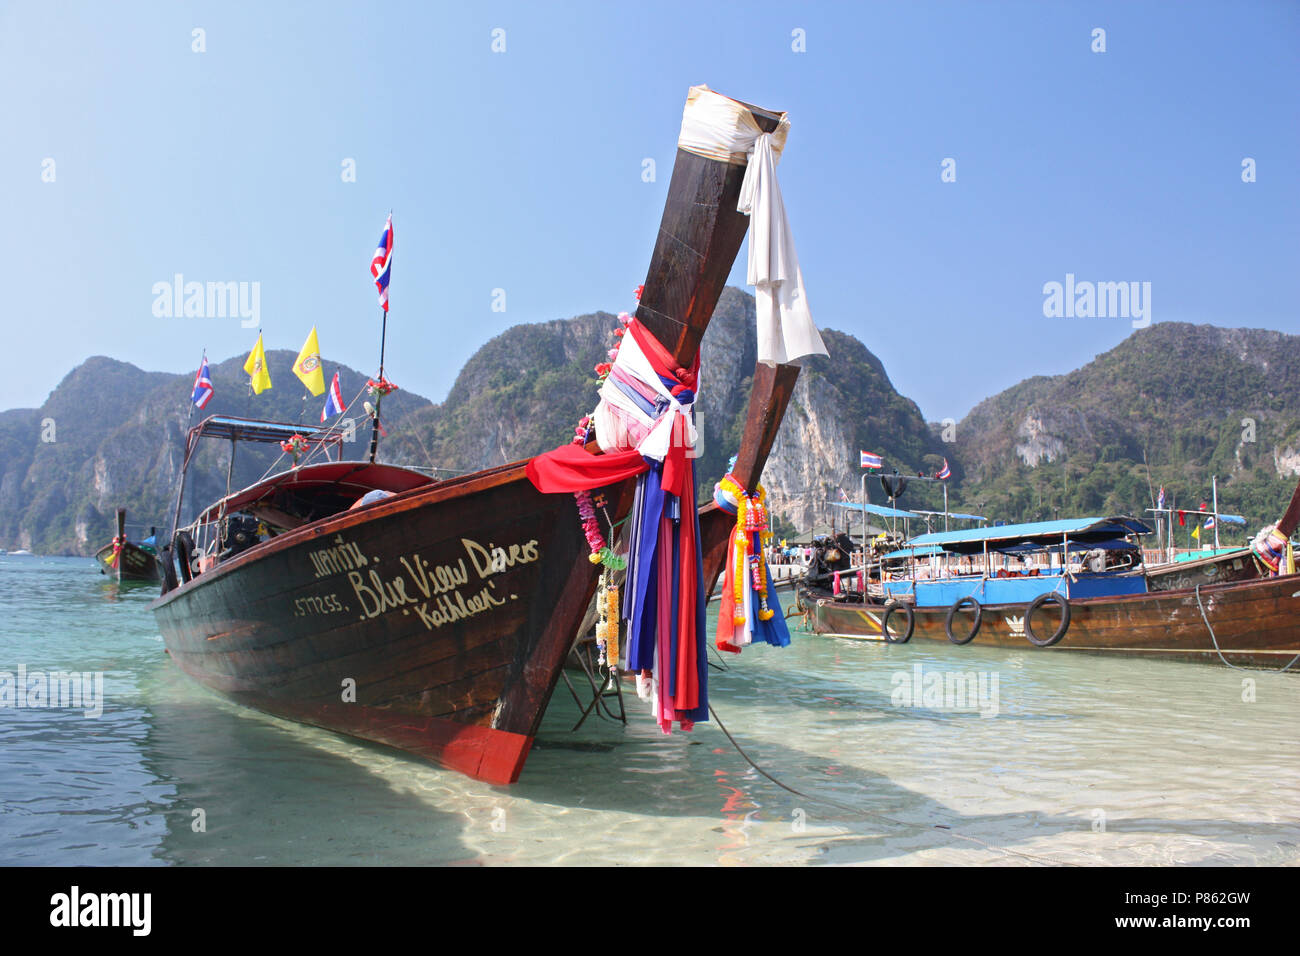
xmin=2 ymin=555 xmax=1298 ymax=866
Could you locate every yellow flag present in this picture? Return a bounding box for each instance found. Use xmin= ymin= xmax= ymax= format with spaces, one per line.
xmin=1191 ymin=524 xmax=1200 ymax=540
xmin=243 ymin=334 xmax=272 ymax=395
xmin=293 ymin=326 xmax=325 ymax=396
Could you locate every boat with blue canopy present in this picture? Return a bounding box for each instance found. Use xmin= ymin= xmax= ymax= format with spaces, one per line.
xmin=879 ymin=516 xmax=1152 ymax=609
xmin=803 ymin=491 xmax=1300 ymax=666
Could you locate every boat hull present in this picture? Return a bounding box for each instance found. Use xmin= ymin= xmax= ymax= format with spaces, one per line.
xmin=810 ymin=573 xmax=1300 ymax=668
xmin=1145 ymin=548 xmax=1259 ymax=592
xmin=96 ymin=541 xmax=161 ymax=583
xmin=153 ymin=463 xmax=628 ymax=784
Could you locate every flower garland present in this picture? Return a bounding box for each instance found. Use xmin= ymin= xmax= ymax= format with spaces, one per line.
xmin=567 ymin=287 xmax=643 ymax=570
xmin=280 ymin=433 xmax=309 ymax=465
xmin=717 ymin=473 xmax=775 ymax=625
xmin=594 ymin=567 xmax=620 ymax=669
xmin=366 ymin=376 xmax=399 ymax=399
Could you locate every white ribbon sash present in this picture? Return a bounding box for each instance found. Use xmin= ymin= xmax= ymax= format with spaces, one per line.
xmin=677 ymin=85 xmax=829 ymax=367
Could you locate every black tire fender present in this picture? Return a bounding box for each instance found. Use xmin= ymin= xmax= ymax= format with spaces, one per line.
xmin=175 ymin=531 xmax=195 ymax=583
xmin=945 ymin=596 xmax=982 ymax=645
xmin=1025 ymin=592 xmax=1070 ymax=647
xmin=160 ymin=545 xmax=178 ymax=593
xmin=882 ymin=601 xmax=914 ymax=643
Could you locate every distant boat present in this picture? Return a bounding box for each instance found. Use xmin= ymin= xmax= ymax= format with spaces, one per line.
xmin=8 ymin=550 xmax=33 ymax=556
xmin=1145 ymin=546 xmax=1258 ymax=592
xmin=807 ymin=510 xmax=1300 ymax=668
xmin=1144 ymin=499 xmax=1258 ymax=591
xmin=152 ymin=86 xmax=804 ymax=784
xmin=94 ymin=509 xmax=162 ymax=583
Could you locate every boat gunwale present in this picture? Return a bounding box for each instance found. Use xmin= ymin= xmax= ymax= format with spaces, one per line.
xmin=152 ymin=457 xmax=541 ymax=610
xmin=821 ymin=564 xmax=1300 ymax=615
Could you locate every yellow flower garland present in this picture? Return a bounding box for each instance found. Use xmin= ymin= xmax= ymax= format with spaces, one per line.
xmin=719 ymin=474 xmax=774 ymax=626
xmin=594 ymin=567 xmax=620 ymax=668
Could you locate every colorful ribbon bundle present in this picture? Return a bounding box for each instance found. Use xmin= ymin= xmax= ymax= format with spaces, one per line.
xmin=1251 ymin=523 xmax=1295 ymax=575
xmin=527 ymin=316 xmax=707 ymax=734
xmin=713 ymin=471 xmax=791 ymax=654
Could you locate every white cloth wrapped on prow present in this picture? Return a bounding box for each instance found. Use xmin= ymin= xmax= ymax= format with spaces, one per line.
xmin=676 ymin=84 xmax=829 ymax=367
xmin=593 ymin=326 xmax=698 ymax=459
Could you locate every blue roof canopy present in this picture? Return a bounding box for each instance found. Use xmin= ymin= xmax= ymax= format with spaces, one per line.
xmin=881 ymin=544 xmax=944 ymax=560
xmin=909 ymin=508 xmax=987 ymax=522
xmin=829 ymin=501 xmax=918 ymax=519
xmin=907 ymin=516 xmax=1152 ymax=555
xmin=1147 ymin=508 xmax=1247 ymax=525
xmin=190 ymin=415 xmax=341 ymax=445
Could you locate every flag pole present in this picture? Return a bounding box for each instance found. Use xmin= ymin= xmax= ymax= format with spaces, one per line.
xmin=367 ymin=211 xmax=393 ymax=465
xmin=367 ymin=309 xmax=387 ymax=464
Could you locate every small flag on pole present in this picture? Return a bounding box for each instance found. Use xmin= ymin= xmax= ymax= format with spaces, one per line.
xmin=293 ymin=326 xmax=326 ymax=396
xmin=191 ymin=356 xmax=213 ymax=409
xmin=321 ymin=372 xmax=345 ymax=422
xmin=936 ymin=458 xmax=951 ymax=480
xmin=370 ymin=214 xmax=393 ymax=312
xmin=243 ymin=334 xmax=272 ymax=395
xmin=860 ymin=451 xmax=882 ymax=470
xmin=1204 ymin=515 xmax=1216 ymax=530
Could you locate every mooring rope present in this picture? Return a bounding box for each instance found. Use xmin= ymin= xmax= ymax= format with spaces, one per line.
xmin=1194 ymin=583 xmax=1299 ymax=672
xmin=706 ymin=703 xmax=1080 ymax=866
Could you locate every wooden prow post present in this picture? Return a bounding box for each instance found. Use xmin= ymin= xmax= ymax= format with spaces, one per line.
xmin=116 ymin=508 xmax=126 ymax=543
xmin=728 ymin=362 xmax=801 ymax=492
xmin=635 ymin=100 xmax=785 ymax=368
xmin=1276 ymin=476 xmax=1300 ymax=538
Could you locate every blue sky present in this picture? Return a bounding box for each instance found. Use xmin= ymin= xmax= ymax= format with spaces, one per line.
xmin=1 ymin=1 xmax=1296 ymax=423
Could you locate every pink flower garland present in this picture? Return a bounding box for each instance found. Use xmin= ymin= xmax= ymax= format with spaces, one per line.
xmin=575 ymin=489 xmax=606 ymax=564
xmin=567 ymin=288 xmax=642 ymax=570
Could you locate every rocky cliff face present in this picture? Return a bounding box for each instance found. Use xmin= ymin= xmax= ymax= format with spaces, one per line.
xmin=380 ymin=287 xmax=950 ymax=536
xmin=4 ymin=289 xmax=942 ymax=553
xmin=0 ymin=353 xmax=430 ymax=555
xmin=8 ymin=301 xmax=1298 ymax=554
xmin=952 ymin=323 xmax=1300 ymax=527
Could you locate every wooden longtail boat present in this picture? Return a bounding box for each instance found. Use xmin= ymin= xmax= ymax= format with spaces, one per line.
xmin=808 ymin=508 xmax=1300 ymax=669
xmin=95 ymin=508 xmax=162 ymax=584
xmin=1145 ymin=547 xmax=1259 ymax=592
xmin=811 ymin=573 xmax=1300 ymax=668
xmin=151 ymin=87 xmax=797 ymax=784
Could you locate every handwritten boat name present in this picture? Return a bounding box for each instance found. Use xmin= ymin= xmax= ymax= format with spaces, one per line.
xmin=309 ymin=535 xmax=369 ymax=578
xmin=341 ymin=536 xmax=540 ymax=631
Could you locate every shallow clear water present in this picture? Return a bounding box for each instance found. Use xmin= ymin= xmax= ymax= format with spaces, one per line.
xmin=2 ymin=555 xmax=1297 ymax=866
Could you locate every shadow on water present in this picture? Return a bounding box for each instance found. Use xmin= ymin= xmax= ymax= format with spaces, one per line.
xmin=135 ymin=662 xmax=487 ymax=866
xmin=515 ymin=645 xmax=1300 ymax=865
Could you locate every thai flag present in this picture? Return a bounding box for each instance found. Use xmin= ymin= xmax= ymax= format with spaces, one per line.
xmin=936 ymin=458 xmax=951 ymax=480
xmin=321 ymin=371 xmax=345 ymax=422
xmin=1157 ymin=486 xmax=1165 ymax=510
xmin=191 ymin=357 xmax=213 ymax=410
xmin=370 ymin=214 xmax=393 ymax=312
xmin=1204 ymin=516 xmax=1216 ymax=530
xmin=860 ymin=451 xmax=882 ymax=469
